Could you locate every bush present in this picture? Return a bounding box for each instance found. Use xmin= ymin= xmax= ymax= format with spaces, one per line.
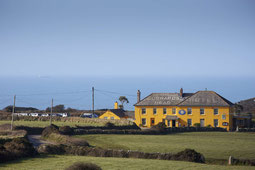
xmin=41 ymin=124 xmax=60 ymax=138
xmin=150 ymin=122 xmax=166 ymax=132
xmin=3 ymin=137 xmax=37 ymax=157
xmin=65 ymin=162 xmax=102 ymax=170
xmin=59 ymin=126 xmax=74 ymax=135
xmin=206 ymin=124 xmax=212 ymax=128
xmin=173 ymin=149 xmax=205 ymax=163
xmin=194 ymin=123 xmax=200 ymax=128
xmin=105 ymin=122 xmax=115 ymax=128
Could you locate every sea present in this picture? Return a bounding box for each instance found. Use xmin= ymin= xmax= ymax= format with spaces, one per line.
xmin=0 ymin=76 xmax=254 ymax=111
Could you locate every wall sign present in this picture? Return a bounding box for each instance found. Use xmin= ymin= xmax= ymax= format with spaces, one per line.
xmin=222 ymin=122 xmax=228 ymax=126
xmin=179 ymin=110 xmax=186 ymax=115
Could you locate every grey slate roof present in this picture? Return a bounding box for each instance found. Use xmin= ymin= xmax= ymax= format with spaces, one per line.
xmin=109 ymin=109 xmax=126 ymax=118
xmin=134 ymin=91 xmax=233 ymax=107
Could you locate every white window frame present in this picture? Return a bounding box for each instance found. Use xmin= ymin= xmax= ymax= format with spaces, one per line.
xmin=153 ymin=108 xmax=157 ymax=115
xmin=214 ymin=108 xmax=219 ymax=115
xmin=187 ymin=108 xmax=192 ymax=115
xmin=142 ymin=108 xmax=146 ymax=114
xmin=110 ymin=117 xmax=114 ymax=120
xmin=142 ymin=118 xmax=146 ymax=126
xmin=172 ymin=108 xmax=176 ymax=114
xmin=104 ymin=117 xmax=108 ymax=119
xmin=163 ymin=108 xmax=167 ymax=114
xmin=222 ymin=114 xmax=226 ymax=120
xmin=214 ymin=119 xmax=219 ymax=127
xmin=187 ymin=119 xmax=192 ymax=127
xmin=200 ymin=108 xmax=205 ymax=115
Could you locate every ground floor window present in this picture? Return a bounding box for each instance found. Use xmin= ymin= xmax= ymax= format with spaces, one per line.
xmin=187 ymin=119 xmax=192 ymax=127
xmin=110 ymin=117 xmax=114 ymax=120
xmin=104 ymin=117 xmax=108 ymax=119
xmin=214 ymin=119 xmax=218 ymax=127
xmin=142 ymin=118 xmax=146 ymax=126
xmin=200 ymin=119 xmax=205 ymax=127
xmin=167 ymin=120 xmax=170 ymax=127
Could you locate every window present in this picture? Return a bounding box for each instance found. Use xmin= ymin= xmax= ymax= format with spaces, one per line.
xmin=163 ymin=108 xmax=167 ymax=114
xmin=214 ymin=108 xmax=218 ymax=115
xmin=153 ymin=108 xmax=157 ymax=115
xmin=110 ymin=117 xmax=114 ymax=120
xmin=222 ymin=114 xmax=226 ymax=120
xmin=187 ymin=119 xmax=192 ymax=127
xmin=142 ymin=118 xmax=146 ymax=126
xmin=104 ymin=117 xmax=108 ymax=119
xmin=142 ymin=108 xmax=146 ymax=114
xmin=200 ymin=108 xmax=205 ymax=115
xmin=187 ymin=108 xmax=192 ymax=115
xmin=172 ymin=108 xmax=176 ymax=114
xmin=214 ymin=119 xmax=218 ymax=127
xmin=167 ymin=120 xmax=170 ymax=127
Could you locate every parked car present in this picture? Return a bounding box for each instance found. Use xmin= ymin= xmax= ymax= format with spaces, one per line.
xmin=81 ymin=113 xmax=98 ymax=118
xmin=30 ymin=113 xmax=41 ymax=117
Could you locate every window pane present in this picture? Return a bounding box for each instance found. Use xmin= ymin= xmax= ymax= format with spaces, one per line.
xmin=188 ymin=108 xmax=192 ymax=115
xmin=142 ymin=108 xmax=146 ymax=114
xmin=163 ymin=108 xmax=167 ymax=114
xmin=172 ymin=108 xmax=176 ymax=114
xmin=214 ymin=108 xmax=218 ymax=115
xmin=153 ymin=108 xmax=157 ymax=114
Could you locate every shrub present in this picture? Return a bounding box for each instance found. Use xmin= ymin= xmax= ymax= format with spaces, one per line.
xmin=65 ymin=162 xmax=102 ymax=170
xmin=37 ymin=144 xmax=66 ymax=154
xmin=41 ymin=124 xmax=60 ymax=138
xmin=173 ymin=149 xmax=205 ymax=163
xmin=59 ymin=126 xmax=74 ymax=135
xmin=194 ymin=123 xmax=200 ymax=128
xmin=3 ymin=137 xmax=37 ymax=157
xmin=150 ymin=122 xmax=166 ymax=132
xmin=105 ymin=122 xmax=115 ymax=128
xmin=206 ymin=124 xmax=212 ymax=128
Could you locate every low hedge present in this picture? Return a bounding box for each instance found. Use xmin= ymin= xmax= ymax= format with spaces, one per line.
xmin=65 ymin=162 xmax=102 ymax=170
xmin=37 ymin=144 xmax=205 ymax=163
xmin=0 ymin=137 xmax=37 ymax=163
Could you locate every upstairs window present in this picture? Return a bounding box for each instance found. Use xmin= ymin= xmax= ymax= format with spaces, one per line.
xmin=142 ymin=108 xmax=146 ymax=114
xmin=222 ymin=114 xmax=226 ymax=120
xmin=214 ymin=108 xmax=219 ymax=115
xmin=163 ymin=108 xmax=167 ymax=114
xmin=153 ymin=108 xmax=157 ymax=115
xmin=187 ymin=108 xmax=192 ymax=115
xmin=172 ymin=108 xmax=176 ymax=114
xmin=200 ymin=108 xmax=205 ymax=115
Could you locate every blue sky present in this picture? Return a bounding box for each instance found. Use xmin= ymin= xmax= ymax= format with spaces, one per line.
xmin=0 ymin=0 xmax=255 ymax=77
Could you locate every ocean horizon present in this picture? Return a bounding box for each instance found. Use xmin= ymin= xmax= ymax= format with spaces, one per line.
xmin=0 ymin=75 xmax=254 ymax=111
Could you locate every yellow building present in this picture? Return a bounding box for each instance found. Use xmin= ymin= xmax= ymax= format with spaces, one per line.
xmin=134 ymin=89 xmax=234 ymax=131
xmin=99 ymin=102 xmax=127 ymax=120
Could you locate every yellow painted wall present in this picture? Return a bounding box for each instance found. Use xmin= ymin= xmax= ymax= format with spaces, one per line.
xmin=99 ymin=110 xmax=120 ymax=120
xmin=135 ymin=106 xmax=231 ymax=130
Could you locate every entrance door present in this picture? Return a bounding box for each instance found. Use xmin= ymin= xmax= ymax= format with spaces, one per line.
xmin=150 ymin=118 xmax=155 ymax=126
xmin=172 ymin=120 xmax=176 ymax=127
xmin=200 ymin=119 xmax=205 ymax=127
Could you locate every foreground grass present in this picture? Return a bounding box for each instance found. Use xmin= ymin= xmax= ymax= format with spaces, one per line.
xmin=0 ymin=155 xmax=253 ymax=170
xmin=75 ymin=132 xmax=255 ymax=162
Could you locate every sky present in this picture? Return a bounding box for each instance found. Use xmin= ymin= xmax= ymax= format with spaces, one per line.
xmin=0 ymin=0 xmax=255 ymax=77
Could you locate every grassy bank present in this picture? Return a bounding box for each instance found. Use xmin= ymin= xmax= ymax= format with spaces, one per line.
xmin=75 ymin=132 xmax=255 ymax=163
xmin=0 ymin=118 xmax=132 ymax=128
xmin=1 ymin=155 xmax=254 ymax=170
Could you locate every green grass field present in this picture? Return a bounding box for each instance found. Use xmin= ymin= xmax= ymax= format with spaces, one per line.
xmin=75 ymin=132 xmax=255 ymax=162
xmin=0 ymin=155 xmax=254 ymax=170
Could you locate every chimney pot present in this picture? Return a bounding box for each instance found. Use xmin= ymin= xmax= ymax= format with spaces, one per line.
xmin=180 ymin=88 xmax=183 ymax=97
xmin=137 ymin=90 xmax=141 ymax=103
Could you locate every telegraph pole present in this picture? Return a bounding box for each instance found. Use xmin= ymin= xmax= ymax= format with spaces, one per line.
xmin=11 ymin=95 xmax=16 ymax=131
xmin=50 ymin=98 xmax=53 ymax=125
xmin=92 ymin=87 xmax=94 ymax=118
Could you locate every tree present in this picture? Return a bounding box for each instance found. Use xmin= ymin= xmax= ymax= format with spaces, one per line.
xmin=45 ymin=104 xmax=65 ymax=113
xmin=119 ymin=96 xmax=129 ymax=109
